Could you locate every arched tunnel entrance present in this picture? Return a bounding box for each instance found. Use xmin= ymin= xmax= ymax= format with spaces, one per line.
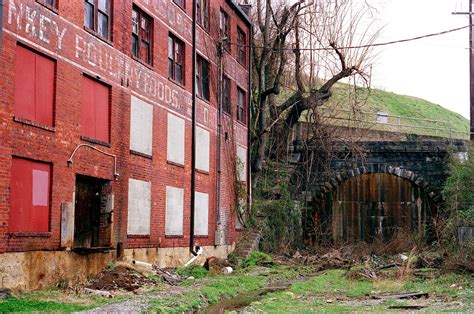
xmin=314 ymin=172 xmax=438 ymax=245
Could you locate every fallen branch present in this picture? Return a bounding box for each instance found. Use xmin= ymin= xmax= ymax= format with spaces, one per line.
xmin=372 ymin=292 xmax=429 ymax=300
xmin=153 ymin=265 xmax=182 ymax=285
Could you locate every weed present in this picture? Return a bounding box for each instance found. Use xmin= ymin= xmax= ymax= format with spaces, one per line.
xmin=243 ymin=251 xmax=273 ymax=268
xmin=175 ymin=265 xmax=208 ymax=279
xmin=0 ymin=297 xmax=92 ymax=312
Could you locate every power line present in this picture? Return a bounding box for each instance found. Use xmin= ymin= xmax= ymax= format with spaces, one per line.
xmin=230 ymin=25 xmax=469 ymax=51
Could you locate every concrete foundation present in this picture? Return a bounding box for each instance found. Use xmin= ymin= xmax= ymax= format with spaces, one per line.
xmin=0 ymin=245 xmax=234 ymax=292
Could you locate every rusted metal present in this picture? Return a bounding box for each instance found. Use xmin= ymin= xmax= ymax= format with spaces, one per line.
xmin=327 ymin=173 xmax=433 ymax=244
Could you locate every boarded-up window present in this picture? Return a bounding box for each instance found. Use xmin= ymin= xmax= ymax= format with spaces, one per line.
xmin=81 ymin=76 xmax=110 ymax=143
xmin=127 ymin=178 xmax=151 ymax=235
xmin=194 ymin=192 xmax=209 ymax=236
xmin=236 ymin=146 xmax=247 ymax=182
xmin=9 ymin=158 xmax=51 ymax=232
xmin=196 ymin=126 xmax=210 ymax=172
xmin=165 ymin=186 xmax=184 ymax=236
xmin=14 ymin=45 xmax=55 ymax=126
xmin=167 ymin=113 xmax=185 ymax=165
xmin=130 ymin=96 xmax=153 ymax=155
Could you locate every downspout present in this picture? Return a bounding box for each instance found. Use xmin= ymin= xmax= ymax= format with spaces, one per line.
xmin=190 ymin=0 xmax=198 ymax=255
xmin=246 ymin=25 xmax=253 ymax=218
xmin=470 ymin=0 xmax=474 ymax=141
xmin=216 ymin=40 xmax=223 ymax=227
xmin=0 ymin=0 xmax=4 ymax=49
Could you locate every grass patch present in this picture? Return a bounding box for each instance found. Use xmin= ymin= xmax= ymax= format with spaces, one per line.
xmin=149 ymin=272 xmax=265 ymax=313
xmin=175 ymin=265 xmax=208 ymax=279
xmin=290 ymin=269 xmax=373 ymax=298
xmin=280 ymin=83 xmax=470 ymax=139
xmin=0 ymin=286 xmax=129 ymax=313
xmin=0 ymin=297 xmax=92 ymax=313
xmin=246 ymin=269 xmax=474 ymax=313
xmin=403 ymin=273 xmax=474 ymax=296
xmin=243 ymin=251 xmax=273 ymax=268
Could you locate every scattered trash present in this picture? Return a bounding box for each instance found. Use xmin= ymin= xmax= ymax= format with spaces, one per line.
xmin=450 ymin=283 xmax=463 ymax=289
xmin=400 ymin=254 xmax=409 ymax=262
xmin=84 ymin=288 xmax=113 ymax=298
xmin=132 ymin=260 xmax=153 ymax=269
xmin=222 ymin=266 xmax=233 ymax=274
xmin=205 ymin=256 xmax=231 ymax=274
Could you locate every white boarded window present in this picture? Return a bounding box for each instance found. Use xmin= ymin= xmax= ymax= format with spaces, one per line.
xmin=196 ymin=127 xmax=210 ymax=172
xmin=127 ymin=178 xmax=151 ymax=235
xmin=165 ymin=186 xmax=184 ymax=235
xmin=167 ymin=113 xmax=185 ymax=165
xmin=236 ymin=146 xmax=247 ymax=182
xmin=130 ymin=96 xmax=153 ymax=156
xmin=194 ymin=192 xmax=209 ymax=236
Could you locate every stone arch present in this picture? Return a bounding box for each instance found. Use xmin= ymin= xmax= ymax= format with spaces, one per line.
xmin=315 ymin=165 xmax=443 ymax=203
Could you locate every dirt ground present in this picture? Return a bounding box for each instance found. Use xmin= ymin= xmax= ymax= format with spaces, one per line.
xmin=1 ymin=248 xmax=472 ymax=313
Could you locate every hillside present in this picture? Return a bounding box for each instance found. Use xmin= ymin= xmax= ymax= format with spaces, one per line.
xmin=279 ymin=84 xmax=470 ymax=139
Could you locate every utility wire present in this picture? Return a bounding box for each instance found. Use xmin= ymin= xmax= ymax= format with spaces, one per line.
xmin=230 ymin=25 xmax=469 ymax=51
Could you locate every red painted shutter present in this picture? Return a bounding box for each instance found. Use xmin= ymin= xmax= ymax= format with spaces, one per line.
xmin=35 ymin=53 xmax=55 ymax=126
xmin=81 ymin=76 xmax=109 ymax=142
xmin=14 ymin=46 xmax=36 ymax=122
xmin=9 ymin=158 xmax=50 ymax=232
xmin=81 ymin=76 xmax=96 ymax=139
xmin=94 ymin=81 xmax=110 ymax=142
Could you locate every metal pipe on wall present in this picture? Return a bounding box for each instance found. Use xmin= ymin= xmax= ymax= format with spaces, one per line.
xmin=247 ymin=24 xmax=253 ymax=217
xmin=216 ymin=39 xmax=223 ymax=227
xmin=190 ymin=0 xmax=197 ymax=255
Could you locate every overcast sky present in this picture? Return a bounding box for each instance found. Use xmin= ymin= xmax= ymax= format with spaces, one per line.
xmin=368 ymin=0 xmax=470 ymax=119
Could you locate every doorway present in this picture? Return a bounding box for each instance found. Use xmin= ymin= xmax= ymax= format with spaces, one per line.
xmin=74 ymin=175 xmax=113 ymax=250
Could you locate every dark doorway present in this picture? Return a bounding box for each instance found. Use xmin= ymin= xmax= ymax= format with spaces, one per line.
xmin=74 ymin=175 xmax=113 ymax=250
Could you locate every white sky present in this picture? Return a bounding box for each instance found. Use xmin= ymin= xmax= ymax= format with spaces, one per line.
xmin=368 ymin=0 xmax=470 ymax=119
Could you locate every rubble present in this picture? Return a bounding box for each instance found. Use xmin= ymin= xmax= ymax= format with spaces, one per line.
xmin=86 ymin=265 xmax=157 ymax=292
xmin=0 ymin=289 xmax=11 ymax=300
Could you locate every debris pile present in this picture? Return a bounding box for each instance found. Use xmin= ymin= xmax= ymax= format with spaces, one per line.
xmin=86 ymin=265 xmax=156 ymax=292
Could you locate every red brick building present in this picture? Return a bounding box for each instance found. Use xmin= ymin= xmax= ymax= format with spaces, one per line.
xmin=0 ymin=0 xmax=251 ymax=291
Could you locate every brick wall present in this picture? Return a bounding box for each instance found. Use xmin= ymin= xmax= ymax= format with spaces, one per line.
xmin=0 ymin=0 xmax=250 ymax=253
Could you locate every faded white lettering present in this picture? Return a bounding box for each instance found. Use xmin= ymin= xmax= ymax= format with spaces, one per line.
xmin=39 ymin=15 xmax=51 ymax=44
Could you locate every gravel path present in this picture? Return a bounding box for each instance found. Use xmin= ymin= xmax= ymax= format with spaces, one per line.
xmin=77 ymin=284 xmax=197 ymax=314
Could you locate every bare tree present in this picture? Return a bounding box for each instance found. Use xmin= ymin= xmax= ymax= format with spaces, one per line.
xmin=251 ymin=0 xmax=380 ymax=188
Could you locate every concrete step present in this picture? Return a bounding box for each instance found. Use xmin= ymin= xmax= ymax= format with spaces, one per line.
xmin=233 ymin=229 xmax=261 ymax=258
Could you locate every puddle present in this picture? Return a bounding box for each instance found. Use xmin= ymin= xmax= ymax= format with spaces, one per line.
xmin=198 ymin=270 xmax=323 ymax=314
xmin=199 ymin=286 xmax=289 ymax=314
